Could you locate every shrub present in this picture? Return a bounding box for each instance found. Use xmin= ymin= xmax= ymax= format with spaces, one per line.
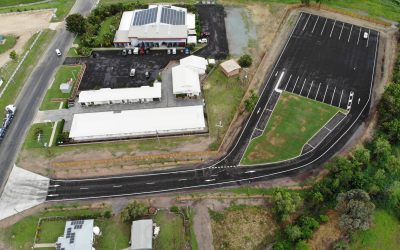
xmin=208 ymin=209 xmax=224 ymax=222
xmin=170 ymin=206 xmax=180 ymax=213
xmin=238 ymin=54 xmax=252 ymax=67
xmin=103 ymin=210 xmax=112 ymax=218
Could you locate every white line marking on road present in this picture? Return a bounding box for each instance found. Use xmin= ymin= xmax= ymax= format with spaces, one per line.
xmin=338 ymin=22 xmax=344 ymax=40
xmin=284 ymin=74 xmax=292 ymax=90
xmin=303 ymin=14 xmax=311 ymax=31
xmin=146 ymin=182 xmax=155 ymax=185
xmin=312 ymin=16 xmax=319 ymax=33
xmin=323 ymin=84 xmax=329 ymax=102
xmin=300 ymin=78 xmax=307 ymax=95
xmin=357 ymin=27 xmax=361 ymax=45
xmin=348 ymin=25 xmax=353 ymax=42
xmin=338 ymin=89 xmax=344 ymax=108
xmin=307 ymin=143 xmax=315 ymax=149
xmin=315 ymin=82 xmax=321 ymax=100
xmin=307 ymin=81 xmax=314 ymax=98
xmin=321 ymin=18 xmax=327 ymax=35
xmin=265 ymin=108 xmax=273 ymax=112
xmin=292 ymin=76 xmax=300 ymax=92
xmin=255 ymin=128 xmax=263 ymax=132
xmin=358 ymin=98 xmax=361 ymax=104
xmin=80 ymin=187 xmax=89 ymax=190
xmin=330 ymin=86 xmax=336 ymax=105
xmin=47 ymin=194 xmax=59 ymax=197
xmin=113 ymin=185 xmax=122 ymax=188
xmin=205 ymin=179 xmax=215 ymax=182
xmin=210 ymin=174 xmax=218 ymax=177
xmin=274 ymin=71 xmax=285 ymax=93
xmin=245 ymin=170 xmax=256 ymax=174
xmin=179 ymin=179 xmax=187 ymax=181
xmin=275 ymin=71 xmax=278 ymax=77
xmin=366 ymin=29 xmax=370 ymax=47
xmin=330 ymin=19 xmax=336 ymax=37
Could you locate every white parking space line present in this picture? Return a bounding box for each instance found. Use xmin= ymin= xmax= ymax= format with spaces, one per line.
xmin=284 ymin=74 xmax=292 ymax=90
xmin=330 ymin=19 xmax=336 ymax=37
xmin=292 ymin=76 xmax=300 ymax=92
xmin=348 ymin=25 xmax=353 ymax=42
xmin=320 ymin=18 xmax=327 ymax=35
xmin=330 ymin=86 xmax=336 ymax=105
xmin=357 ymin=27 xmax=361 ymax=45
xmin=338 ymin=89 xmax=344 ymax=107
xmin=323 ymin=85 xmax=329 ymax=102
xmin=366 ymin=29 xmax=370 ymax=47
xmin=303 ymin=14 xmax=311 ymax=31
xmin=300 ymin=78 xmax=307 ymax=95
xmin=312 ymin=16 xmax=319 ymax=33
xmin=338 ymin=22 xmax=344 ymax=40
xmin=315 ymin=82 xmax=322 ymax=100
xmin=307 ymin=81 xmax=314 ymax=98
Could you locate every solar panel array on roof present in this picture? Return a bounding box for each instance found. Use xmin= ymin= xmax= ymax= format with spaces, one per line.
xmin=74 ymin=224 xmax=83 ymax=229
xmin=69 ymin=232 xmax=76 ymax=244
xmin=160 ymin=7 xmax=185 ymax=25
xmin=133 ymin=7 xmax=158 ymax=26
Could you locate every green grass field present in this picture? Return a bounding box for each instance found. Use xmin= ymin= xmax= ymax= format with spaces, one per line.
xmin=350 ymin=209 xmax=400 ymax=250
xmin=153 ymin=210 xmax=186 ymax=250
xmin=40 ymin=65 xmax=82 ymax=110
xmin=0 ymin=0 xmax=43 ymax=8
xmin=204 ymin=68 xmax=246 ymax=150
xmin=37 ymin=220 xmax=65 ymax=243
xmin=242 ymin=91 xmax=340 ymax=164
xmin=0 ymin=36 xmax=17 ymax=54
xmin=23 ymin=122 xmax=56 ymax=149
xmin=94 ymin=219 xmax=131 ymax=250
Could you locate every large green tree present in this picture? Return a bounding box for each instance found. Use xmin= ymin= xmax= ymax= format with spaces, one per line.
xmin=120 ymin=201 xmax=148 ymax=223
xmin=66 ymin=13 xmax=86 ymax=35
xmin=272 ymin=189 xmax=303 ymax=221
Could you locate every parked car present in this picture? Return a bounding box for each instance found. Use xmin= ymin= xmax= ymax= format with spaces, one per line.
xmin=122 ymin=49 xmax=127 ymax=56
xmin=167 ymin=49 xmax=171 ymax=55
xmin=198 ymin=38 xmax=208 ymax=44
xmin=172 ymin=48 xmax=176 ymax=55
xmin=128 ymin=49 xmax=132 ymax=55
xmin=201 ymin=31 xmax=210 ymax=38
xmin=145 ymin=71 xmax=150 ymax=79
xmin=133 ymin=47 xmax=139 ymax=55
xmin=139 ymin=47 xmax=145 ymax=55
xmin=130 ymin=68 xmax=136 ymax=77
xmin=184 ymin=47 xmax=190 ymax=55
xmin=363 ymin=31 xmax=369 ymax=39
xmin=55 ymin=49 xmax=62 ymax=56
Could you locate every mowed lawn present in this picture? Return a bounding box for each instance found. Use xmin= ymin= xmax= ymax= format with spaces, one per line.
xmin=242 ymin=91 xmax=340 ymax=164
xmin=153 ymin=210 xmax=186 ymax=250
xmin=40 ymin=65 xmax=82 ymax=110
xmin=350 ymin=209 xmax=400 ymax=250
xmin=37 ymin=220 xmax=65 ymax=243
xmin=0 ymin=35 xmax=17 ymax=54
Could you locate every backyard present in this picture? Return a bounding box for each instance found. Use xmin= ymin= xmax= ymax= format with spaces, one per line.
xmin=153 ymin=210 xmax=186 ymax=250
xmin=242 ymin=91 xmax=340 ymax=164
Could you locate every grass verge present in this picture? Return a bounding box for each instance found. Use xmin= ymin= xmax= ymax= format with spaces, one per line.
xmin=23 ymin=122 xmax=55 ymax=149
xmin=350 ymin=209 xmax=400 ymax=250
xmin=242 ymin=91 xmax=340 ymax=164
xmin=0 ymin=35 xmax=17 ymax=54
xmin=40 ymin=65 xmax=82 ymax=110
xmin=154 ymin=210 xmax=186 ymax=250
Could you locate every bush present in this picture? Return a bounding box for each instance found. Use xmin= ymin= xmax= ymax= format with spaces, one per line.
xmin=208 ymin=209 xmax=224 ymax=222
xmin=120 ymin=201 xmax=148 ymax=223
xmin=319 ymin=214 xmax=329 ymax=223
xmin=76 ymin=46 xmax=92 ymax=56
xmin=170 ymin=206 xmax=180 ymax=213
xmin=103 ymin=210 xmax=112 ymax=218
xmin=238 ymin=54 xmax=252 ymax=67
xmin=9 ymin=50 xmax=18 ymax=61
xmin=244 ymin=90 xmax=259 ymax=112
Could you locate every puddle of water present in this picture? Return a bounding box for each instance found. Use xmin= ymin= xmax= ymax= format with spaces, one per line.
xmin=224 ymin=7 xmax=257 ymax=56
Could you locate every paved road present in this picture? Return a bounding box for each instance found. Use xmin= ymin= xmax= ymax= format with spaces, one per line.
xmin=48 ymin=12 xmax=380 ymax=201
xmin=0 ymin=0 xmax=97 ymax=194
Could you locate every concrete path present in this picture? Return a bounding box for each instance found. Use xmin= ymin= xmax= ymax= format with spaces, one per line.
xmin=0 ymin=166 xmax=49 ymax=221
xmin=34 ymin=243 xmax=55 ymax=248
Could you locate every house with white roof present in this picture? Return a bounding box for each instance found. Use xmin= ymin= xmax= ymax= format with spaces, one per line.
xmin=172 ymin=64 xmax=201 ymax=97
xmin=114 ymin=5 xmax=196 ymax=48
xmin=56 ymin=219 xmax=95 ymax=250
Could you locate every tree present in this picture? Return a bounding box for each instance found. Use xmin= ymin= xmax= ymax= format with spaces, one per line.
xmin=295 ymin=240 xmax=310 ymax=250
xmin=238 ymin=54 xmax=252 ymax=68
xmin=244 ymin=90 xmax=258 ymax=112
xmin=378 ymin=83 xmax=400 ymax=124
xmin=285 ymin=224 xmax=302 ymax=242
xmin=336 ymin=189 xmax=375 ymax=233
xmin=66 ymin=13 xmax=86 ymax=35
xmin=298 ymin=215 xmax=319 ymax=239
xmin=272 ymin=189 xmax=303 ymax=221
xmin=372 ymin=136 xmax=391 ymax=162
xmin=9 ymin=50 xmax=18 ymax=61
xmin=382 ymin=119 xmax=400 ymax=142
xmin=387 ymin=181 xmax=400 ymax=214
xmin=350 ymin=147 xmax=371 ymax=167
xmin=120 ymin=201 xmax=148 ymax=223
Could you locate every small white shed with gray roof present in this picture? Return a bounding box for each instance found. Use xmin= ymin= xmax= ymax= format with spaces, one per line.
xmin=131 ymin=219 xmax=153 ymax=250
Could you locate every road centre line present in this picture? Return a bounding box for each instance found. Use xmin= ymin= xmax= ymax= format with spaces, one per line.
xmin=323 ymin=85 xmax=329 ymax=102
xmin=303 ymin=14 xmax=311 ymax=31
xmin=292 ymin=76 xmax=300 ymax=92
xmin=315 ymin=82 xmax=321 ymax=100
xmin=338 ymin=89 xmax=344 ymax=108
xmin=348 ymin=25 xmax=353 ymax=42
xmin=312 ymin=16 xmax=319 ymax=33
xmin=300 ymin=78 xmax=307 ymax=95
xmin=284 ymin=74 xmax=292 ymax=90
xmin=330 ymin=86 xmax=336 ymax=105
xmin=338 ymin=22 xmax=344 ymax=40
xmin=330 ymin=19 xmax=336 ymax=37
xmin=307 ymin=81 xmax=314 ymax=98
xmin=357 ymin=27 xmax=361 ymax=45
xmin=321 ymin=18 xmax=327 ymax=35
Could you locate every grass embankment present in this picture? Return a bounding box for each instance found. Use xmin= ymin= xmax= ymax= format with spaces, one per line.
xmin=154 ymin=210 xmax=186 ymax=250
xmin=0 ymin=0 xmax=76 ymax=22
xmin=242 ymin=91 xmax=340 ymax=164
xmin=0 ymin=36 xmax=17 ymax=54
xmin=210 ymin=204 xmax=277 ymax=249
xmin=350 ymin=209 xmax=400 ymax=250
xmin=40 ymin=65 xmax=82 ymax=110
xmin=0 ymin=30 xmax=55 ymax=112
xmin=204 ymin=68 xmax=245 ymax=149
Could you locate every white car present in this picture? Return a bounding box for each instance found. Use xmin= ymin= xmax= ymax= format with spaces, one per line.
xmin=55 ymin=49 xmax=62 ymax=56
xmin=198 ymin=38 xmax=208 ymax=44
xmin=363 ymin=32 xmax=369 ymax=39
xmin=129 ymin=68 xmax=136 ymax=77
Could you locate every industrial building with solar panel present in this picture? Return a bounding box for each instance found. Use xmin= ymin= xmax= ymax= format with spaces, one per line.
xmin=113 ymin=4 xmax=196 ymax=48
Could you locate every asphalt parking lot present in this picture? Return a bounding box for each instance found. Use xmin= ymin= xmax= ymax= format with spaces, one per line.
xmin=196 ymin=4 xmax=229 ymax=59
xmin=275 ymin=12 xmax=379 ymax=110
xmin=64 ymin=50 xmax=186 ymax=90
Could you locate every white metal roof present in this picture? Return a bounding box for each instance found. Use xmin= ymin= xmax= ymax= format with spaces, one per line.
xmin=220 ymin=59 xmax=241 ymax=73
xmin=78 ymin=82 xmax=161 ymax=103
xmin=69 ymin=105 xmax=206 ymax=140
xmin=128 ymin=24 xmax=188 ymax=39
xmin=119 ymin=11 xmax=134 ymax=31
xmin=172 ymin=65 xmax=201 ymax=95
xmin=180 ymin=55 xmax=208 ymax=72
xmin=131 ymin=219 xmax=153 ymax=250
xmin=56 ymin=220 xmax=94 ymax=250
xmin=187 ymin=36 xmax=197 ymax=44
xmin=186 ymin=13 xmax=196 ymax=30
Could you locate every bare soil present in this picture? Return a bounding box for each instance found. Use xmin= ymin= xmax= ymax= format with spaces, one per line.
xmin=0 ymin=10 xmax=52 ymax=67
xmin=308 ymin=210 xmax=342 ymax=250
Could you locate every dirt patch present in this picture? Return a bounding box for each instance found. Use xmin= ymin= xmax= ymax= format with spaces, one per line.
xmin=308 ymin=210 xmax=342 ymax=250
xmin=0 ymin=11 xmax=52 ymax=67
